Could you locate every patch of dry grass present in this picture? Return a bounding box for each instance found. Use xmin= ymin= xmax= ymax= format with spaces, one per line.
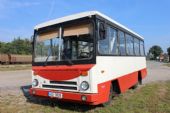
xmin=163 ymin=63 xmax=170 ymax=67
xmin=165 ymin=63 xmax=170 ymax=67
xmin=0 ymin=64 xmax=31 ymax=71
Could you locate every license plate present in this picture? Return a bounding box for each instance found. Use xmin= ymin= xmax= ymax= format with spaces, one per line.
xmin=48 ymin=92 xmax=63 ymax=99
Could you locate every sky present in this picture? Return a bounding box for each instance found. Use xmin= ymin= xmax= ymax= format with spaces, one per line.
xmin=0 ymin=0 xmax=170 ymax=53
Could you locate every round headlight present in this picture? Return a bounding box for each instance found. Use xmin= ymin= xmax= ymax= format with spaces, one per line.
xmin=80 ymin=81 xmax=89 ymax=91
xmin=32 ymin=79 xmax=38 ymax=87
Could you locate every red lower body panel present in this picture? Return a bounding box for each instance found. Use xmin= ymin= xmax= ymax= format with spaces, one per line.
xmin=141 ymin=68 xmax=147 ymax=79
xmin=118 ymin=68 xmax=147 ymax=93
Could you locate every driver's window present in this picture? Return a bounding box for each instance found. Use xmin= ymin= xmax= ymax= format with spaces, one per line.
xmin=98 ymin=22 xmax=109 ymax=54
xmin=98 ymin=22 xmax=118 ymax=55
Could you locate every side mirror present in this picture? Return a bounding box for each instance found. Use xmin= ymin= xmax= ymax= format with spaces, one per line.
xmin=99 ymin=23 xmax=106 ymax=40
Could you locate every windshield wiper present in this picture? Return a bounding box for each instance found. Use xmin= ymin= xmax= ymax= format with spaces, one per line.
xmin=44 ymin=48 xmax=52 ymax=66
xmin=61 ymin=51 xmax=74 ymax=65
xmin=65 ymin=57 xmax=74 ymax=65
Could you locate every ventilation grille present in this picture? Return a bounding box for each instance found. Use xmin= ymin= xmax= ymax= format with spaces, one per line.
xmin=42 ymin=80 xmax=78 ymax=91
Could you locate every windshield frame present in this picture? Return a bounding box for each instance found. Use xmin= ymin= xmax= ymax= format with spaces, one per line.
xmin=32 ymin=17 xmax=96 ymax=66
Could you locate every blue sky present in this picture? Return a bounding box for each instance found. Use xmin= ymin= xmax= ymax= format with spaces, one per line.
xmin=0 ymin=0 xmax=170 ymax=53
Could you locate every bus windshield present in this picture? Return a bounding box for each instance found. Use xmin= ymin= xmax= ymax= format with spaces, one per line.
xmin=34 ymin=22 xmax=94 ymax=63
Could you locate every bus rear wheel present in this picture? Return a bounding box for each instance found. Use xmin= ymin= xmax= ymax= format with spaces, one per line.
xmin=131 ymin=82 xmax=139 ymax=89
xmin=132 ymin=73 xmax=142 ymax=89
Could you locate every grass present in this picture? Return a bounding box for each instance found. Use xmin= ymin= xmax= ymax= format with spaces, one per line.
xmin=0 ymin=64 xmax=32 ymax=71
xmin=1 ymin=81 xmax=170 ymax=113
xmin=164 ymin=63 xmax=170 ymax=67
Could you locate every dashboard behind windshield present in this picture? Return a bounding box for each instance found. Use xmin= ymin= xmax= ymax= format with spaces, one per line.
xmin=34 ymin=22 xmax=94 ymax=63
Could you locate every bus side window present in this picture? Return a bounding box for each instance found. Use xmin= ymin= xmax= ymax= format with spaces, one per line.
xmin=98 ymin=23 xmax=109 ymax=54
xmin=108 ymin=27 xmax=119 ymax=55
xmin=118 ymin=31 xmax=126 ymax=55
xmin=134 ymin=38 xmax=140 ymax=56
xmin=126 ymin=34 xmax=134 ymax=56
xmin=140 ymin=41 xmax=145 ymax=56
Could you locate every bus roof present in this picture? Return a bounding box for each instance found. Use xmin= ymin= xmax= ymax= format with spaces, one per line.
xmin=34 ymin=11 xmax=144 ymax=39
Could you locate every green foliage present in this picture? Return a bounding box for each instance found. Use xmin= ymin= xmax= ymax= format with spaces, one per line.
xmin=149 ymin=45 xmax=163 ymax=60
xmin=0 ymin=37 xmax=32 ymax=55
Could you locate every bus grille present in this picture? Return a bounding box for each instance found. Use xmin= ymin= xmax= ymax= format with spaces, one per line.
xmin=50 ymin=81 xmax=77 ymax=85
xmin=42 ymin=80 xmax=78 ymax=91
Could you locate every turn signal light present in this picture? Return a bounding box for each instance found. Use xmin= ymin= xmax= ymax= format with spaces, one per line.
xmin=33 ymin=71 xmax=37 ymax=76
xmin=80 ymin=71 xmax=88 ymax=76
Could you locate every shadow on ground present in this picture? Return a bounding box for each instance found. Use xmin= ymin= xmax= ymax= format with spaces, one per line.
xmin=20 ymin=85 xmax=99 ymax=112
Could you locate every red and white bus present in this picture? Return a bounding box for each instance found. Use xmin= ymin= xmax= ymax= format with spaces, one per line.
xmin=30 ymin=11 xmax=147 ymax=105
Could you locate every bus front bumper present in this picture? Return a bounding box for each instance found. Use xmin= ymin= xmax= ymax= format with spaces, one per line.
xmin=29 ymin=82 xmax=111 ymax=105
xmin=30 ymin=88 xmax=101 ymax=105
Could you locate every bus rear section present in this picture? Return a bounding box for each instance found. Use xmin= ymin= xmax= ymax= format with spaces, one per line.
xmin=29 ymin=11 xmax=147 ymax=105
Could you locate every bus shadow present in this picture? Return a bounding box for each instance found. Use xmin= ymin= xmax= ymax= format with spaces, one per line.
xmin=20 ymin=85 xmax=99 ymax=112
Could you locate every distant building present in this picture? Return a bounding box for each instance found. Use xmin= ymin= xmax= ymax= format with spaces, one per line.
xmin=158 ymin=53 xmax=169 ymax=62
xmin=163 ymin=53 xmax=169 ymax=62
xmin=159 ymin=53 xmax=164 ymax=62
xmin=146 ymin=52 xmax=169 ymax=62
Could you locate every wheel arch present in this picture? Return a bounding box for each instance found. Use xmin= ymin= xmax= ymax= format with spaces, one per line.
xmin=111 ymin=79 xmax=121 ymax=94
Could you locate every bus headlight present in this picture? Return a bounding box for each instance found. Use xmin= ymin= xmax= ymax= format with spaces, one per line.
xmin=32 ymin=79 xmax=38 ymax=87
xmin=80 ymin=81 xmax=89 ymax=91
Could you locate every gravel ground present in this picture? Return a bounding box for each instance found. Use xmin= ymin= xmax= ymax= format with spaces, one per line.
xmin=0 ymin=70 xmax=31 ymax=95
xmin=143 ymin=61 xmax=170 ymax=84
xmin=0 ymin=61 xmax=169 ymax=95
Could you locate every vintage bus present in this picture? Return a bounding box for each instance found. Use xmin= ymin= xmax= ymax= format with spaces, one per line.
xmin=30 ymin=11 xmax=147 ymax=105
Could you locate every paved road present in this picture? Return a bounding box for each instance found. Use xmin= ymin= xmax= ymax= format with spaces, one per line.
xmin=0 ymin=61 xmax=170 ymax=94
xmin=143 ymin=61 xmax=170 ymax=84
xmin=0 ymin=70 xmax=31 ymax=94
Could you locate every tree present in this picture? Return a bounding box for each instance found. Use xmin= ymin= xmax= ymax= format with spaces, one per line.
xmin=10 ymin=37 xmax=32 ymax=55
xmin=0 ymin=41 xmax=5 ymax=53
xmin=167 ymin=47 xmax=170 ymax=62
xmin=149 ymin=45 xmax=163 ymax=60
xmin=0 ymin=37 xmax=32 ymax=55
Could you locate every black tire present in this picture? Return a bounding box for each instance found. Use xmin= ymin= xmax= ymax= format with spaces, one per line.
xmin=132 ymin=74 xmax=142 ymax=89
xmin=138 ymin=71 xmax=142 ymax=85
xmin=138 ymin=76 xmax=142 ymax=85
xmin=132 ymin=82 xmax=139 ymax=89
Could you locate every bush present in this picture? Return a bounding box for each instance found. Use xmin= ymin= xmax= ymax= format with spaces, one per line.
xmin=0 ymin=37 xmax=32 ymax=55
